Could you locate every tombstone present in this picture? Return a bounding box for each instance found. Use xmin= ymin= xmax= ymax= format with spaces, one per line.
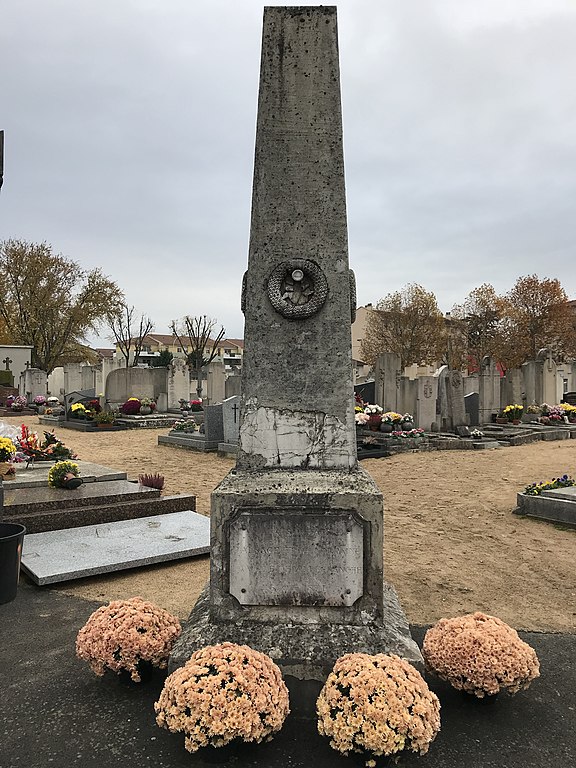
xmin=64 ymin=389 xmax=96 ymax=419
xmin=22 ymin=368 xmax=47 ymax=401
xmin=156 ymin=392 xmax=168 ymax=413
xmin=478 ymin=356 xmax=500 ymax=424
xmin=81 ymin=365 xmax=96 ymax=391
xmin=436 ymin=367 xmax=467 ymax=430
xmin=224 ymin=373 xmax=242 ymax=399
xmin=167 ymin=358 xmax=190 ymax=408
xmin=522 ymin=352 xmax=558 ymax=406
xmin=221 ymin=396 xmax=240 ymax=444
xmin=464 ymin=392 xmax=480 ymax=427
xmin=171 ymin=6 xmax=421 ymax=680
xmin=203 ymin=403 xmax=224 ymax=446
xmin=399 ymin=377 xmax=417 ymax=421
xmin=105 ymin=366 xmax=168 ymax=407
xmin=500 ymin=368 xmax=523 ymax=411
xmin=63 ymin=363 xmax=84 ymax=394
xmin=373 ymin=352 xmax=402 ymax=410
xmin=416 ymin=376 xmax=438 ymax=431
xmin=206 ymin=360 xmax=226 ymax=405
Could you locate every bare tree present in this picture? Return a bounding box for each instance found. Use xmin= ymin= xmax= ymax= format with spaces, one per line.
xmin=108 ymin=303 xmax=154 ymax=368
xmin=170 ymin=315 xmax=226 ymax=399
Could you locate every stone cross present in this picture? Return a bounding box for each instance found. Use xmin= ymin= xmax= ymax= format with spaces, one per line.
xmin=2 ymin=357 xmax=12 ymax=370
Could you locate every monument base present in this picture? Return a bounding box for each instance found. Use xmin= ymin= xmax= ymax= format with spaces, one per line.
xmin=170 ymin=582 xmax=423 ymax=681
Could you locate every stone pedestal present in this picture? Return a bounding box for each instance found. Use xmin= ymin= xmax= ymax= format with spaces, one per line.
xmin=171 ymin=467 xmax=421 ymax=678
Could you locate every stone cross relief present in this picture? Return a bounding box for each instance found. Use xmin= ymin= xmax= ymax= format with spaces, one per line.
xmin=232 ymin=403 xmax=239 ymax=423
xmin=2 ymin=357 xmax=13 ymax=370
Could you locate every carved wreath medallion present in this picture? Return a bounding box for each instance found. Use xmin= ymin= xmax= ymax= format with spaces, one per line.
xmin=267 ymin=259 xmax=328 ymax=319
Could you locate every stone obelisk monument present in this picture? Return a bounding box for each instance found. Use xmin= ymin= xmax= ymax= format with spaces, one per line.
xmin=171 ymin=6 xmax=421 ymax=680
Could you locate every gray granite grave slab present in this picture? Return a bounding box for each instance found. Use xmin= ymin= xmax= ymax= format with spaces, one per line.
xmin=515 ymin=491 xmax=576 ymax=527
xmin=8 ymin=461 xmax=127 ymax=489
xmin=21 ymin=510 xmax=210 ymax=585
xmin=158 ymin=433 xmax=218 ymax=451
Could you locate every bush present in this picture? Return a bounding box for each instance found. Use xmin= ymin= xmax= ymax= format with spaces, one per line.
xmin=155 ymin=643 xmax=290 ymax=752
xmin=76 ymin=597 xmax=181 ymax=681
xmin=423 ymin=612 xmax=540 ymax=698
xmin=317 ymin=653 xmax=440 ymax=760
xmin=121 ymin=397 xmax=141 ymax=415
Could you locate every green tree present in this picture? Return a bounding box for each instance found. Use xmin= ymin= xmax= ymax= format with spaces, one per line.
xmin=361 ymin=284 xmax=445 ymax=369
xmin=170 ymin=315 xmax=226 ymax=399
xmin=0 ymin=239 xmax=123 ymax=373
xmin=152 ymin=349 xmax=174 ymax=367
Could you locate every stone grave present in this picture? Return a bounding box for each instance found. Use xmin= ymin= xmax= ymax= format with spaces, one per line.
xmin=170 ymin=7 xmax=421 ymax=686
xmin=515 ymin=486 xmax=576 ymax=527
xmin=159 ymin=403 xmax=223 ymax=452
xmin=218 ymin=395 xmax=240 ymax=456
xmin=21 ymin=510 xmax=210 ymax=585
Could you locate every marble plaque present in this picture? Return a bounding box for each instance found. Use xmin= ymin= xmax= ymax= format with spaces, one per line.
xmin=228 ymin=508 xmax=364 ymax=607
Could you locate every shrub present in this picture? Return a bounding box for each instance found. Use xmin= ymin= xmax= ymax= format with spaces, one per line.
xmin=121 ymin=397 xmax=141 ymax=415
xmin=317 ymin=653 xmax=440 ymax=759
xmin=155 ymin=643 xmax=290 ymax=753
xmin=423 ymin=612 xmax=540 ymax=698
xmin=139 ymin=472 xmax=165 ymax=490
xmin=76 ymin=597 xmax=181 ymax=682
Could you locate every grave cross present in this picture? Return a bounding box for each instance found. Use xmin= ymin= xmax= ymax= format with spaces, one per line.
xmin=2 ymin=357 xmax=12 ymax=370
xmin=232 ymin=403 xmax=239 ymax=423
xmin=25 ymin=361 xmax=31 ymax=369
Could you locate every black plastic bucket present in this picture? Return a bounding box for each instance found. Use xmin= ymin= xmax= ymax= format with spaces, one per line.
xmin=0 ymin=522 xmax=26 ymax=604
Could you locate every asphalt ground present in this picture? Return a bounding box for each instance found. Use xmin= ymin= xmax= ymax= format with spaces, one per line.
xmin=1 ymin=580 xmax=574 ymax=768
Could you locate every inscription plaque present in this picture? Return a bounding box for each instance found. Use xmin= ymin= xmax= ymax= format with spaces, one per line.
xmin=228 ymin=509 xmax=364 ymax=607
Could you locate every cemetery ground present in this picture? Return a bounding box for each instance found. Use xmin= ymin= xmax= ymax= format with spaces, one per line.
xmin=2 ymin=415 xmax=575 ymax=768
xmin=5 ymin=415 xmax=575 ymax=632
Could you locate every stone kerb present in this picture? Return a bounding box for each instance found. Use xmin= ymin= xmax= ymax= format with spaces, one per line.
xmin=515 ymin=488 xmax=576 ymax=527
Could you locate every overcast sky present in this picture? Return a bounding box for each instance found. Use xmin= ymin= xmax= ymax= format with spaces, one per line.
xmin=2 ymin=0 xmax=575 ymax=345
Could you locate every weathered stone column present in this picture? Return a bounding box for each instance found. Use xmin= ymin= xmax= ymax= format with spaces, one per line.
xmin=171 ymin=6 xmax=421 ymax=682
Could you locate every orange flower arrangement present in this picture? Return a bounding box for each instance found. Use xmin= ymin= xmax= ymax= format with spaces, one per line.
xmin=155 ymin=643 xmax=289 ymax=753
xmin=423 ymin=612 xmax=540 ymax=698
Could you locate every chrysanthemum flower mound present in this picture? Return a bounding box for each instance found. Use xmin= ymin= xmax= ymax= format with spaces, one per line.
xmin=317 ymin=653 xmax=440 ymax=760
xmin=154 ymin=642 xmax=290 ymax=753
xmin=75 ymin=597 xmax=181 ymax=682
xmin=423 ymin=612 xmax=540 ymax=698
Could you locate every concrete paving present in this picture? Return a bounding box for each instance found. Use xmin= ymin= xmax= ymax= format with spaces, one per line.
xmin=1 ymin=581 xmax=574 ymax=768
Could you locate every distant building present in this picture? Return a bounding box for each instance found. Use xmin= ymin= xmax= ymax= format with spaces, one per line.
xmin=113 ymin=334 xmax=244 ymax=370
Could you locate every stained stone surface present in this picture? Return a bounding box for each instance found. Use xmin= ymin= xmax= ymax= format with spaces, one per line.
xmin=237 ymin=6 xmax=357 ymax=471
xmin=21 ymin=510 xmax=210 ymax=585
xmin=170 ymin=583 xmax=423 ymax=679
xmin=174 ymin=6 xmax=422 ymax=681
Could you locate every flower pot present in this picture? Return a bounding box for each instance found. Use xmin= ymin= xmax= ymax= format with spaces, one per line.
xmin=495 ymin=418 xmax=507 ymax=425
xmin=0 ymin=522 xmax=26 ymax=604
xmin=512 ymin=419 xmax=521 ymax=425
xmin=380 ymin=422 xmax=393 ymax=433
xmin=37 ymin=405 xmax=45 ymax=414
xmin=0 ymin=461 xmax=15 ymax=480
xmin=368 ymin=414 xmax=382 ymax=431
xmin=116 ymin=659 xmax=156 ymax=685
xmin=401 ymin=421 xmax=415 ymax=431
xmin=139 ymin=406 xmax=152 ymax=416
